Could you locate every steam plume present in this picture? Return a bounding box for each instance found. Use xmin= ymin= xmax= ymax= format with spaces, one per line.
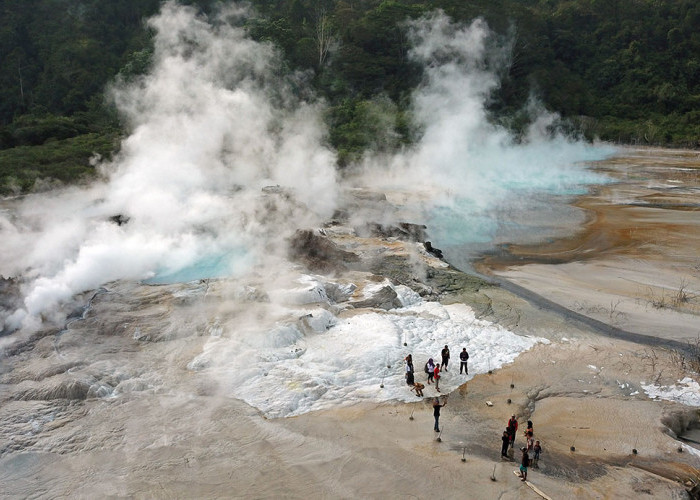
xmin=0 ymin=6 xmax=613 ymax=333
xmin=1 ymin=2 xmax=338 ymax=332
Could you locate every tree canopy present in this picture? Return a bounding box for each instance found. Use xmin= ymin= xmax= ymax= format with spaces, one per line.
xmin=1 ymin=0 xmax=698 ymax=193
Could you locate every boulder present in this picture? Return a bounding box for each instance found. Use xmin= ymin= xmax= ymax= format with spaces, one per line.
xmin=288 ymin=229 xmax=359 ymax=273
xmin=424 ymin=241 xmax=444 ymax=259
xmin=350 ymin=285 xmax=402 ymax=310
xmin=355 ymin=222 xmax=427 ymax=242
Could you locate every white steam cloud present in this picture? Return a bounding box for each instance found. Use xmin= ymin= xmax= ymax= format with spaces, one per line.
xmin=0 ymin=2 xmax=338 ymax=331
xmin=0 ymin=5 xmax=613 ymax=333
xmin=357 ymin=13 xmax=613 ymax=257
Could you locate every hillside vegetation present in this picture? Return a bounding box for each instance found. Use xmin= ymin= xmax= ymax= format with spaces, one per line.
xmin=1 ymin=0 xmax=699 ymax=193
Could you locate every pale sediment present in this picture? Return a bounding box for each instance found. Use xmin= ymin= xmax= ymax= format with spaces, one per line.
xmin=475 ymin=147 xmax=700 ymax=345
xmin=1 ymin=147 xmax=699 ymax=498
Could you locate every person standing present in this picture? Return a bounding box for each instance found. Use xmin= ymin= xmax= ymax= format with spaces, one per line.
xmin=519 ymin=447 xmax=529 ymax=481
xmin=507 ymin=415 xmax=518 ymax=448
xmin=405 ymin=354 xmax=415 ymax=386
xmin=525 ymin=430 xmax=535 ymax=464
xmin=434 ymin=363 xmax=441 ymax=392
xmin=533 ymin=441 xmax=542 ymax=468
xmin=459 ymin=347 xmax=469 ymax=375
xmin=441 ymin=345 xmax=450 ymax=371
xmin=432 ymin=397 xmax=446 ymax=432
xmin=426 ymin=358 xmax=435 ymax=384
xmin=501 ymin=430 xmax=510 ymax=458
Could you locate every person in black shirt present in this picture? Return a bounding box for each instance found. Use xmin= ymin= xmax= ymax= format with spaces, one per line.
xmin=441 ymin=345 xmax=450 ymax=371
xmin=501 ymin=430 xmax=510 ymax=458
xmin=459 ymin=348 xmax=469 ymax=375
xmin=507 ymin=415 xmax=518 ymax=448
xmin=432 ymin=397 xmax=446 ymax=432
xmin=519 ymin=447 xmax=530 ymax=481
xmin=405 ymin=354 xmax=414 ymax=385
xmin=533 ymin=441 xmax=542 ymax=468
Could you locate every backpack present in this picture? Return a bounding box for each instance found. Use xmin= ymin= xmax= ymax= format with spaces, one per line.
xmin=424 ymin=362 xmax=430 ymax=374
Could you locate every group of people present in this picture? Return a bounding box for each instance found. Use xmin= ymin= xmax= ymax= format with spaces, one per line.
xmin=501 ymin=415 xmax=542 ymax=481
xmin=404 ymin=345 xmax=471 ymax=398
xmin=406 ymin=353 xmax=544 ymax=484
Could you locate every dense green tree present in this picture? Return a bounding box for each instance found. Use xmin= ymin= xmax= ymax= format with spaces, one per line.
xmin=1 ymin=0 xmax=699 ymax=193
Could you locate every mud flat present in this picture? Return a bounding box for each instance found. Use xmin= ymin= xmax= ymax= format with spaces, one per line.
xmin=465 ymin=146 xmax=700 ymax=497
xmin=476 ymin=147 xmax=700 ymax=345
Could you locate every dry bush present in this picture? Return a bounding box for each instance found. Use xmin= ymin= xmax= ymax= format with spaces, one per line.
xmin=687 ymin=336 xmax=700 ymax=374
xmin=668 ymin=335 xmax=700 ymax=376
xmin=671 ymin=278 xmax=695 ymax=308
xmin=644 ymin=279 xmax=696 ymax=310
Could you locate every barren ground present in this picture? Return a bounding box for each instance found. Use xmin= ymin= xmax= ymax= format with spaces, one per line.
xmin=2 ymin=147 xmax=699 ymax=499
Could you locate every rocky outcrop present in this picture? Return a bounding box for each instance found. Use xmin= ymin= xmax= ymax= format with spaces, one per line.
xmin=288 ymin=229 xmax=360 ymax=273
xmin=108 ymin=214 xmax=130 ymax=226
xmin=349 ymin=285 xmax=402 ymax=310
xmin=355 ymin=222 xmax=427 ymax=242
xmin=14 ymin=378 xmax=93 ymax=401
xmin=423 ymin=241 xmax=443 ymax=259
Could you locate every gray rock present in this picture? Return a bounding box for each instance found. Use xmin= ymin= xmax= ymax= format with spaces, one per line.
xmin=350 ymin=285 xmax=402 ymax=310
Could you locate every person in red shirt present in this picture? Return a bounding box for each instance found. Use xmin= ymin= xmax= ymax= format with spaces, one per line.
xmin=434 ymin=363 xmax=441 ymax=392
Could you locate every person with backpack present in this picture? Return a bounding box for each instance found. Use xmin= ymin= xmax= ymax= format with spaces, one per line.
xmin=425 ymin=358 xmax=435 ymax=384
xmin=459 ymin=347 xmax=469 ymax=375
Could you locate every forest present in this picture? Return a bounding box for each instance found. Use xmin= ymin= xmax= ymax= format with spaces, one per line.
xmin=0 ymin=0 xmax=699 ymax=194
